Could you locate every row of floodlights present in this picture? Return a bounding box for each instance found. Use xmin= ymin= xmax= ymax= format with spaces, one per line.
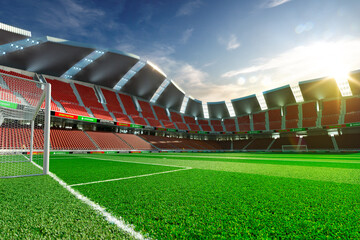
xmin=84 ymin=58 xmax=93 ymax=62
xmin=26 ymin=39 xmax=40 ymax=44
xmin=95 ymin=50 xmax=105 ymax=54
xmin=2 ymin=39 xmax=40 ymax=55
xmin=64 ymin=74 xmax=72 ymax=78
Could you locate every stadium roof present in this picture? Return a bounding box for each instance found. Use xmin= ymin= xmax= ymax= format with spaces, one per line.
xmin=0 ymin=23 xmax=359 ymax=119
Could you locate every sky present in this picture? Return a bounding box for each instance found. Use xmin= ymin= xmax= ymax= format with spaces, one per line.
xmin=1 ymin=0 xmax=360 ymax=102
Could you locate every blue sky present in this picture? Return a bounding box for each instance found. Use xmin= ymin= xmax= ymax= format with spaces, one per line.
xmin=1 ymin=0 xmax=360 ymax=101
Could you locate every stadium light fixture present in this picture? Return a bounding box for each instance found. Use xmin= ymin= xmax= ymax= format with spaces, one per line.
xmin=114 ymin=60 xmax=146 ymax=91
xmin=0 ymin=37 xmax=45 ymax=56
xmin=290 ymin=83 xmax=304 ymax=103
xmin=225 ymin=101 xmax=236 ymax=117
xmin=180 ymin=96 xmax=189 ymax=114
xmin=202 ymin=102 xmax=209 ymax=118
xmin=61 ymin=50 xmax=105 ymax=79
xmin=333 ymin=75 xmax=352 ymax=97
xmin=150 ymin=78 xmax=171 ymax=103
xmin=256 ymin=93 xmax=268 ymax=110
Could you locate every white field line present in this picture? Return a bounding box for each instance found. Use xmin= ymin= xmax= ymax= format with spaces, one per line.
xmin=31 ymin=159 xmax=148 ymax=239
xmin=69 ymin=167 xmax=192 ymax=187
xmin=137 ymin=154 xmax=360 ymax=163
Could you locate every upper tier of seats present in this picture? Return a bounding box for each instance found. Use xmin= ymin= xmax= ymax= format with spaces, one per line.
xmin=138 ymin=100 xmax=156 ymax=119
xmin=46 ymin=78 xmax=79 ymax=103
xmin=118 ymin=93 xmax=138 ymax=115
xmin=74 ymin=83 xmax=103 ymax=109
xmin=153 ymin=105 xmax=169 ymax=121
xmin=101 ymin=88 xmax=123 ymax=113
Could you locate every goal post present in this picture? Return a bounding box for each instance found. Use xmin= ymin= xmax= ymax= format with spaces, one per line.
xmin=282 ymin=145 xmax=308 ymax=153
xmin=0 ymin=78 xmax=51 ymax=178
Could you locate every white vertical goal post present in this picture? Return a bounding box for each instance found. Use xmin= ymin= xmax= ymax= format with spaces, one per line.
xmin=0 ymin=77 xmax=51 ymax=178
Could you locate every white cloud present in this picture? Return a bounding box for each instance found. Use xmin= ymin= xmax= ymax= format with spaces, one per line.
xmin=180 ymin=28 xmax=194 ymax=44
xmin=38 ymin=0 xmax=105 ymax=36
xmin=227 ymin=35 xmax=241 ymax=50
xmin=141 ymin=45 xmax=248 ymax=101
xmin=221 ymin=37 xmax=360 ymax=96
xmin=237 ymin=77 xmax=246 ymax=85
xmin=176 ymin=0 xmax=202 ymax=16
xmin=261 ymin=0 xmax=291 ymax=8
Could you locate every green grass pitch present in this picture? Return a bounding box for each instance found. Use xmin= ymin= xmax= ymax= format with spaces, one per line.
xmin=1 ymin=152 xmax=360 ymax=239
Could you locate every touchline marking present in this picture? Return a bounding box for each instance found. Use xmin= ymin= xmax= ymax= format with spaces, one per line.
xmin=69 ymin=167 xmax=192 ymax=187
xmin=31 ymin=160 xmax=148 ymax=239
xmin=132 ymin=154 xmax=360 ymax=164
xmin=84 ymin=156 xmax=191 ymax=168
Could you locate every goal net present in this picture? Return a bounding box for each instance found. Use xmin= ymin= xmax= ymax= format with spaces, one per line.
xmin=282 ymin=145 xmax=308 ymax=152
xmin=0 ymin=76 xmax=50 ymax=178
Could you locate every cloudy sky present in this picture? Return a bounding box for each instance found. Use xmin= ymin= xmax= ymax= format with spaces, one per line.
xmin=1 ymin=0 xmax=360 ymax=102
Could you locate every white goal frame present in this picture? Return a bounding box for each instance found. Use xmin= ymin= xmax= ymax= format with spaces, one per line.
xmin=0 ymin=81 xmax=51 ymax=178
xmin=282 ymin=145 xmax=308 ymax=152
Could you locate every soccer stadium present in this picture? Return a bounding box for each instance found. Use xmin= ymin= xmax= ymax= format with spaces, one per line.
xmin=1 ymin=1 xmax=360 ymax=239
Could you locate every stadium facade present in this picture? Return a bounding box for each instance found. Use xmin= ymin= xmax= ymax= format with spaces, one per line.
xmin=0 ymin=22 xmax=359 ymax=152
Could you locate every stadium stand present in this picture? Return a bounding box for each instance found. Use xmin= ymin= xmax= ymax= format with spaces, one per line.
xmin=285 ymin=105 xmax=299 ymax=129
xmin=270 ymin=136 xmax=300 ymax=150
xmin=321 ymin=99 xmax=341 ymax=126
xmin=344 ymin=97 xmax=360 ymax=124
xmin=118 ymin=93 xmax=139 ymax=115
xmin=224 ymin=119 xmax=237 ymax=132
xmin=0 ymin=86 xmax=22 ymax=103
xmin=153 ymin=105 xmax=169 ymax=121
xmin=233 ymin=139 xmax=253 ymax=150
xmin=140 ymin=135 xmax=221 ymax=150
xmin=60 ymin=102 xmax=90 ymax=117
xmin=183 ymin=116 xmax=196 ymax=124
xmin=74 ymin=83 xmax=113 ymax=120
xmin=170 ymin=111 xmax=184 ymax=122
xmin=252 ymin=112 xmax=266 ymax=131
xmin=2 ymin=74 xmax=60 ymax=111
xmin=198 ymin=119 xmax=212 ymax=132
xmin=246 ymin=138 xmax=273 ymax=150
xmin=301 ymin=135 xmax=334 ymax=150
xmin=50 ymin=129 xmax=96 ymax=150
xmin=74 ymin=83 xmax=103 ymax=109
xmin=0 ymin=127 xmax=44 ymax=149
xmin=268 ymin=109 xmax=282 ymax=130
xmin=161 ymin=120 xmax=176 ymax=129
xmin=46 ymin=78 xmax=78 ymax=103
xmin=237 ymin=116 xmax=251 ymax=132
xmin=113 ymin=112 xmax=132 ymax=123
xmin=335 ymin=133 xmax=360 ymax=150
xmin=138 ymin=100 xmax=156 ymax=119
xmin=116 ymin=133 xmax=154 ymax=150
xmin=302 ymin=101 xmax=317 ymax=128
xmin=188 ymin=123 xmax=201 ymax=131
xmin=211 ymin=120 xmax=224 ymax=132
xmin=174 ymin=122 xmax=189 ymax=131
xmin=131 ymin=115 xmax=148 ymax=126
xmin=86 ymin=131 xmax=132 ymax=150
xmin=101 ymin=88 xmax=124 ymax=113
xmin=146 ymin=118 xmax=163 ymax=128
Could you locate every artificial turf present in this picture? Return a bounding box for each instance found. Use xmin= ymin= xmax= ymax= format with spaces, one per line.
xmin=2 ymin=152 xmax=360 ymax=239
xmin=0 ymin=175 xmax=133 ymax=239
xmin=76 ymin=168 xmax=360 ymax=239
